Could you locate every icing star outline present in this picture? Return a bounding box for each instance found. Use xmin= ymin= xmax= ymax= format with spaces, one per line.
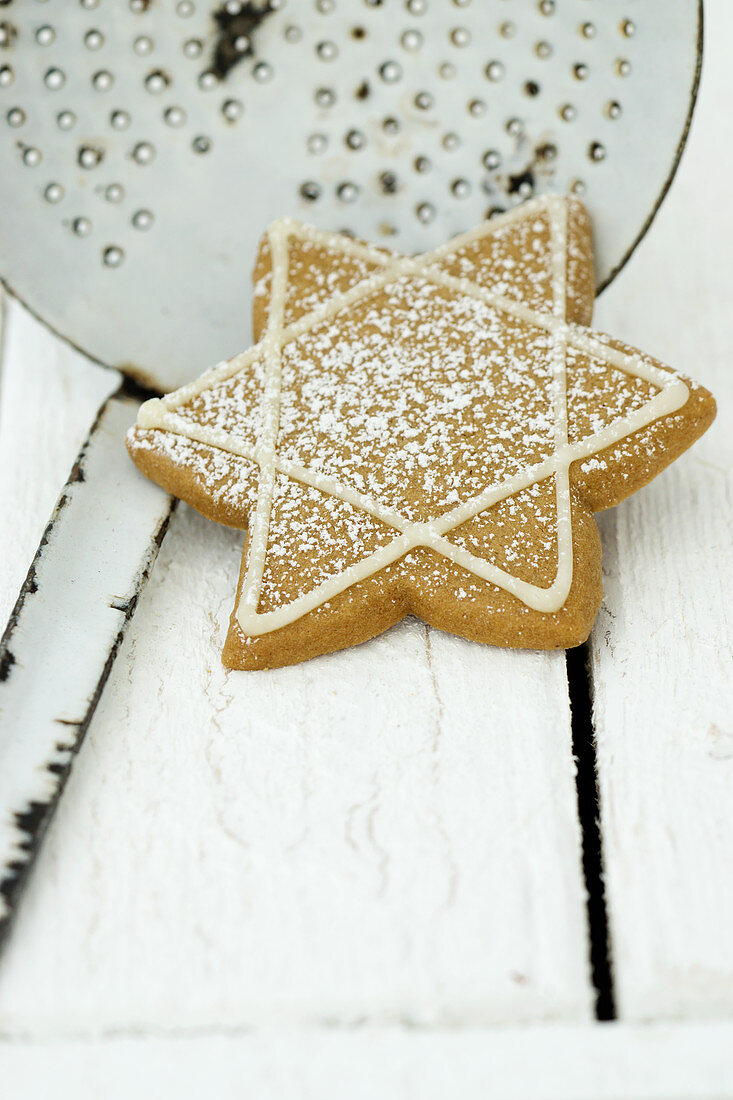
xmin=129 ymin=196 xmax=715 ymax=667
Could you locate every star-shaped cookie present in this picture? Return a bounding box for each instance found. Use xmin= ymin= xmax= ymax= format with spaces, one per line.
xmin=127 ymin=196 xmax=715 ymax=670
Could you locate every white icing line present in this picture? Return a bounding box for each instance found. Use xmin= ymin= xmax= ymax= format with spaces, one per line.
xmin=132 ymin=199 xmax=692 ymax=635
xmin=239 ymin=224 xmax=289 ymax=612
xmin=137 ymin=410 xmax=259 ymax=462
xmin=547 ymin=197 xmax=574 ymax=608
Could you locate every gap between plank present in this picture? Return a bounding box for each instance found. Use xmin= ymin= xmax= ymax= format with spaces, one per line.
xmin=566 ymin=643 xmax=616 ymax=1021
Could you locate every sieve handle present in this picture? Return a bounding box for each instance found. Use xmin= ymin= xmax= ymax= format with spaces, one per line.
xmin=0 ymin=388 xmax=174 ymax=946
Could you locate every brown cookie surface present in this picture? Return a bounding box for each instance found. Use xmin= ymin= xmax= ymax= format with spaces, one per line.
xmin=127 ymin=197 xmax=715 ymax=670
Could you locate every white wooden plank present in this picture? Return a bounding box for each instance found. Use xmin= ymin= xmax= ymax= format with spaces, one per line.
xmin=589 ymin=0 xmax=733 ymax=1020
xmin=0 ymin=495 xmax=592 ymax=1030
xmin=2 ymin=1023 xmax=733 ymax=1100
xmin=0 ymin=295 xmax=120 ymax=626
xmin=0 ymin=393 xmax=173 ymax=922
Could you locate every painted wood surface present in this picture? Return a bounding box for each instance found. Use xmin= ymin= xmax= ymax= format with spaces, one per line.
xmin=589 ymin=4 xmax=733 ymax=1021
xmin=3 ymin=1023 xmax=733 ymax=1100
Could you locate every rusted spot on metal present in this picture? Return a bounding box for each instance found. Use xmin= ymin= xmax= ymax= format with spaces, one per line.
xmin=0 ymin=21 xmax=18 ymax=49
xmin=68 ymin=459 xmax=86 ymax=484
xmin=209 ymin=1 xmax=277 ymax=81
xmin=507 ymin=166 xmax=536 ymax=197
xmin=482 ymin=141 xmax=560 ymax=211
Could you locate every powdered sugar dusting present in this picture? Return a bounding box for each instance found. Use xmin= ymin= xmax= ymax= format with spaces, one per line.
xmin=276 ymin=276 xmax=556 ymax=524
xmin=127 ymin=196 xmax=691 ymax=637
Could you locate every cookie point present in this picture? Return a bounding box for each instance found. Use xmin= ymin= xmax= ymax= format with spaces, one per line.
xmin=268 ymin=214 xmax=299 ymax=238
xmin=137 ymin=397 xmax=164 ymax=428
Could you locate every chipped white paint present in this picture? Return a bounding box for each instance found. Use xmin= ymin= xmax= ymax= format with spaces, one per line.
xmin=589 ymin=8 xmax=733 ymax=1021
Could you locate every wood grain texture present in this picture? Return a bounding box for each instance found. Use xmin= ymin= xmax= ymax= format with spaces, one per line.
xmin=2 ymin=1023 xmax=733 ymax=1100
xmin=0 ymin=495 xmax=591 ymax=1030
xmin=589 ymin=0 xmax=733 ymax=1020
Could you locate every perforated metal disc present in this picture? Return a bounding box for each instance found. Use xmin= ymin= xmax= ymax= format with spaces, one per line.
xmin=0 ymin=0 xmax=701 ymax=392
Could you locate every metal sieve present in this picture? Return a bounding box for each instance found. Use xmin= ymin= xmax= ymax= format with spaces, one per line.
xmin=0 ymin=0 xmax=701 ymax=390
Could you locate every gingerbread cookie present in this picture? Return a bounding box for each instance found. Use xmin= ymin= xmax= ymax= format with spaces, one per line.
xmin=127 ymin=196 xmax=715 ymax=670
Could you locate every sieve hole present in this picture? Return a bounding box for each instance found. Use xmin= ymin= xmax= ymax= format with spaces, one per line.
xmin=35 ymin=25 xmax=56 ymax=47
xmin=92 ymin=70 xmax=114 ymax=92
xmin=132 ymin=209 xmax=154 ymax=230
xmin=164 ymin=105 xmax=187 ymax=127
xmin=44 ymin=182 xmax=64 ymax=203
xmin=85 ymin=29 xmax=105 ymax=51
xmin=78 ymin=145 xmax=104 ymax=169
xmin=132 ymin=141 xmax=156 ymax=164
xmin=222 ymin=98 xmax=243 ymax=121
xmin=307 ymin=132 xmax=328 ymax=154
xmin=337 ymin=181 xmax=359 ymax=203
xmin=192 ymin=135 xmax=211 ymax=154
xmin=22 ymin=147 xmax=42 ymax=167
xmin=44 ymin=68 xmax=66 ymax=91
xmin=145 ymin=70 xmax=171 ymax=94
xmin=346 ymin=129 xmax=366 ymax=150
xmin=102 ymin=245 xmax=124 ymax=267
